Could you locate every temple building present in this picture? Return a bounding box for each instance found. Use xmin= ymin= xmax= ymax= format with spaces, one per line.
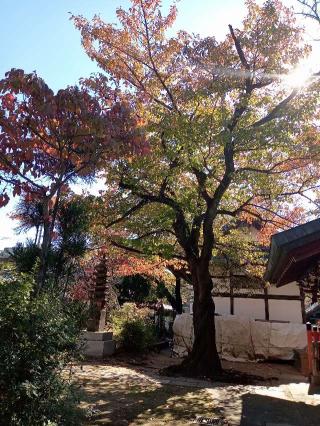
xmin=264 ymin=218 xmax=320 ymax=324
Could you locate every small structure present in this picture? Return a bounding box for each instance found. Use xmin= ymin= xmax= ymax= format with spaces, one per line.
xmin=0 ymin=247 xmax=13 ymax=265
xmin=264 ymin=218 xmax=320 ymax=322
xmin=212 ymin=268 xmax=304 ymax=323
xmin=176 ymin=222 xmax=320 ymax=362
xmin=265 ymin=219 xmax=320 ymax=381
xmin=87 ymin=255 xmax=108 ymax=332
xmin=83 ymin=255 xmax=115 ymax=358
xmin=306 ymin=322 xmax=320 ymax=385
xmin=189 ymin=255 xmax=305 ymax=324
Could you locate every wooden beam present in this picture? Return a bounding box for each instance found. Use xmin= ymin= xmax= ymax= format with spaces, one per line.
xmin=213 ymin=292 xmax=302 ymax=301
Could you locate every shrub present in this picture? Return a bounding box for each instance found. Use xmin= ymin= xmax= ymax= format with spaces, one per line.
xmin=10 ymin=240 xmax=41 ymax=273
xmin=111 ymin=303 xmax=156 ymax=353
xmin=0 ymin=273 xmax=87 ymax=425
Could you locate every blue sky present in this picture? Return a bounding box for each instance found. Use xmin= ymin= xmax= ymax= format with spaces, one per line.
xmin=0 ymin=0 xmax=247 ymax=248
xmin=0 ymin=0 xmax=245 ymax=92
xmin=0 ymin=0 xmax=316 ymax=248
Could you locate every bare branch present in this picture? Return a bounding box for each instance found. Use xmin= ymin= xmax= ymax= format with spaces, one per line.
xmin=140 ymin=0 xmax=180 ymax=113
xmin=297 ymin=0 xmax=320 ymax=22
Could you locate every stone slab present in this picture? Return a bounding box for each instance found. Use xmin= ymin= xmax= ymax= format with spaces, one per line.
xmin=82 ymin=331 xmax=113 ymax=341
xmin=265 ymin=424 xmax=295 ymax=426
xmin=83 ymin=339 xmax=115 ymax=358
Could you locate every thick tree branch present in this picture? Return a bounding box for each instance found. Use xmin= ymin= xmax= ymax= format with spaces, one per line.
xmin=192 ymin=167 xmax=211 ymax=203
xmin=251 ymin=89 xmax=298 ymax=128
xmin=109 ymin=238 xmax=185 ymax=260
xmin=119 ymin=179 xmax=191 ymax=253
xmin=135 ymin=228 xmax=176 ymax=240
xmin=217 ymin=196 xmax=254 ymax=217
xmin=104 ymin=200 xmax=148 ymax=229
xmin=228 ymin=25 xmax=250 ymax=70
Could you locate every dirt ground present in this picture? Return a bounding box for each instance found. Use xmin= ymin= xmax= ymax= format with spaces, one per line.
xmin=73 ymin=351 xmax=320 ymax=426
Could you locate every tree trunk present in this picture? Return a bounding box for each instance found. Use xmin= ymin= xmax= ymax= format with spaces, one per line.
xmin=170 ymin=261 xmax=222 ymax=378
xmin=54 ymin=248 xmax=65 ymax=286
xmin=37 ymin=189 xmax=61 ymax=293
xmin=312 ymin=286 xmax=318 ymax=304
xmin=174 ymin=277 xmax=183 ymax=314
xmin=160 ymin=277 xmax=183 ymax=314
xmin=34 ymin=226 xmax=39 ymax=245
xmin=37 ymin=200 xmax=51 ymax=293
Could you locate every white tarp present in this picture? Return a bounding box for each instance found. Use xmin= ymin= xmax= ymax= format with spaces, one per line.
xmin=173 ymin=313 xmax=307 ymax=361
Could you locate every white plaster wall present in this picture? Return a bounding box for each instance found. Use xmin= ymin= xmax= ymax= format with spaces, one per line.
xmin=214 ymin=297 xmax=230 ymax=316
xmin=268 ymin=282 xmax=300 ymax=296
xmin=201 ymin=281 xmax=303 ymax=323
xmin=269 ymin=300 xmax=302 ymax=323
xmin=234 ymin=298 xmax=265 ymax=320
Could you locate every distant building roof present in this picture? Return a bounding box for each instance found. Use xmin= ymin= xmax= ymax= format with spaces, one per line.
xmin=0 ymin=247 xmax=12 ymax=259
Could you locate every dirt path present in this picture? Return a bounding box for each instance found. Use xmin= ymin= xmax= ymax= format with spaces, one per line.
xmin=73 ymin=354 xmax=320 ymax=425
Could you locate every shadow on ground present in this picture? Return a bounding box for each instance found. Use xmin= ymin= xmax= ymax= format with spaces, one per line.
xmin=74 ymin=354 xmax=320 ymax=425
xmin=240 ymin=393 xmax=320 ymax=426
xmin=79 ymin=374 xmax=225 ymax=425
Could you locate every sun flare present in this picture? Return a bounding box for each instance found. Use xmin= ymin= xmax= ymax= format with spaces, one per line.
xmin=282 ymin=63 xmax=312 ymax=89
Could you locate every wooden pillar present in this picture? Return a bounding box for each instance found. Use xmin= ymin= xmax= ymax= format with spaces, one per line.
xmin=230 ymin=278 xmax=234 ymax=315
xmin=264 ymin=286 xmax=269 ymax=321
xmin=307 ymin=322 xmax=313 ymax=375
xmin=299 ymin=285 xmax=306 ymax=324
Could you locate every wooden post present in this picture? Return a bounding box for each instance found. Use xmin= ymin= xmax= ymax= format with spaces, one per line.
xmin=307 ymin=322 xmax=313 ymax=375
xmin=264 ymin=287 xmax=269 ymax=321
xmin=230 ymin=279 xmax=234 ymax=315
xmin=299 ymin=286 xmax=306 ymax=324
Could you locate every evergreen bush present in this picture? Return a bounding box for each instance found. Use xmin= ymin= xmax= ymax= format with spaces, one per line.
xmin=0 ymin=273 xmax=87 ymax=425
xmin=111 ymin=303 xmax=156 ymax=353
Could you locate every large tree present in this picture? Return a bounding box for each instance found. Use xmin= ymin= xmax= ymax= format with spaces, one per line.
xmin=74 ymin=0 xmax=320 ymax=377
xmin=0 ymin=69 xmax=142 ymax=290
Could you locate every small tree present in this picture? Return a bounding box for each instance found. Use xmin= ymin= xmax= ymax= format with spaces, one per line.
xmin=51 ymin=194 xmax=92 ymax=291
xmin=10 ymin=240 xmax=41 ymax=273
xmin=10 ymin=193 xmax=93 ymax=295
xmin=0 ymin=69 xmax=142 ymax=291
xmin=11 ymin=195 xmax=44 ymax=245
xmin=112 ymin=303 xmax=156 ymax=352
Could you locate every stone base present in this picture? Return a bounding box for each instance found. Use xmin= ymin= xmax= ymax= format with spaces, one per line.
xmin=82 ymin=331 xmax=115 ymax=358
xmin=82 ymin=331 xmax=113 ymax=341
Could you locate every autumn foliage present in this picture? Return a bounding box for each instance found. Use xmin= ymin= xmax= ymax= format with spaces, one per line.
xmin=0 ymin=69 xmax=145 ymax=206
xmin=72 ymin=0 xmax=320 ymax=377
xmin=1 ymin=0 xmax=320 ymax=379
